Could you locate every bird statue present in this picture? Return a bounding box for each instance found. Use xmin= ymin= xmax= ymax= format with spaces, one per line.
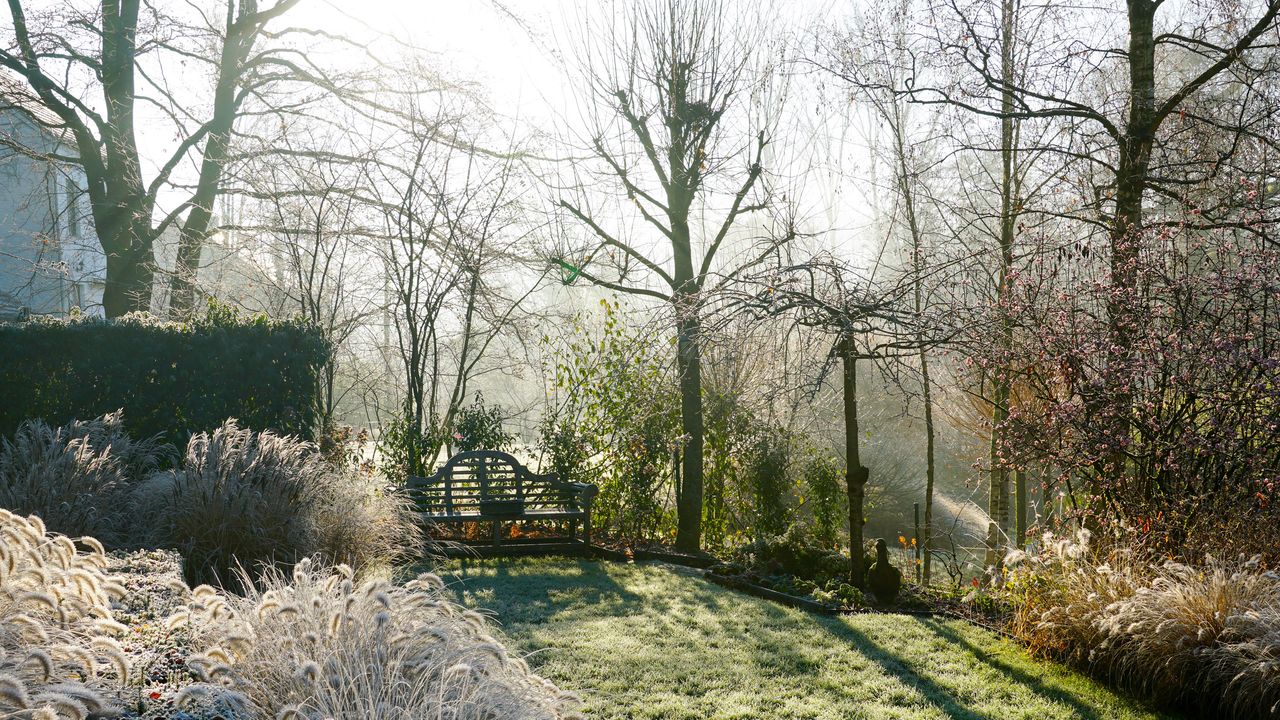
xmin=866 ymin=538 xmax=902 ymax=605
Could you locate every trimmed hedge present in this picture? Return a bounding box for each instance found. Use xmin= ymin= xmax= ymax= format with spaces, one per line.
xmin=0 ymin=312 xmax=330 ymax=445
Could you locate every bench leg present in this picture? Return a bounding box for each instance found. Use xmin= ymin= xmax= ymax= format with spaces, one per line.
xmin=583 ymin=512 xmax=592 ymax=547
xmin=569 ymin=518 xmax=578 ymax=541
xmin=492 ymin=520 xmax=501 ymax=546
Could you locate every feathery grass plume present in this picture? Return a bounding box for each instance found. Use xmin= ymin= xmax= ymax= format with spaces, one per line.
xmin=73 ymin=537 xmax=104 ymax=558
xmin=0 ymin=673 xmax=30 ymax=708
xmin=55 ymin=646 xmax=96 ymax=680
xmin=92 ymin=618 xmax=127 ymax=636
xmin=29 ymin=691 xmax=87 ymax=720
xmin=0 ymin=512 xmax=123 ymax=717
xmin=0 ymin=412 xmax=173 ymax=543
xmin=24 ymin=649 xmax=53 ymax=682
xmin=134 ymin=420 xmax=423 ymax=590
xmin=1006 ymin=535 xmax=1280 ymax=719
xmin=178 ymin=560 xmax=576 ymax=719
xmin=174 ymin=683 xmax=214 ymax=708
xmin=41 ymin=683 xmax=104 ymax=714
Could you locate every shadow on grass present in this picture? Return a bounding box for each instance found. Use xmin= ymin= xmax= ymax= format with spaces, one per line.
xmin=917 ymin=618 xmax=1172 ymax=720
xmin=807 ymin=616 xmax=997 ymax=720
xmin=446 ymin=557 xmax=647 ymax=622
xmin=441 ymin=558 xmax=1154 ymax=719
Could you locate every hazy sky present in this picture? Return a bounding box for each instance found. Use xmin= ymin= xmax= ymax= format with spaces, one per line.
xmin=288 ymin=0 xmax=874 ymax=250
xmin=4 ymin=0 xmax=874 ymax=261
xmin=297 ymin=0 xmax=575 ymax=125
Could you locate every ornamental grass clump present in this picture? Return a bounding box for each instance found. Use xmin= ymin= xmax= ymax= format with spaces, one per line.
xmin=0 ymin=509 xmax=131 ymax=719
xmin=137 ymin=420 xmax=421 ymax=590
xmin=1007 ymin=532 xmax=1280 ymax=718
xmin=171 ymin=558 xmax=582 ymax=720
xmin=1098 ymin=557 xmax=1280 ymax=718
xmin=1005 ymin=530 xmax=1141 ymax=664
xmin=0 ymin=412 xmax=172 ymax=543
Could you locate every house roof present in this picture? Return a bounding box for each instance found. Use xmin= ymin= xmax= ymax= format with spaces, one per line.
xmin=0 ymin=69 xmax=77 ymax=148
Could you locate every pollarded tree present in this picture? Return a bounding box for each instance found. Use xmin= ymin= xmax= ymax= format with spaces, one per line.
xmin=557 ymin=0 xmax=791 ymax=552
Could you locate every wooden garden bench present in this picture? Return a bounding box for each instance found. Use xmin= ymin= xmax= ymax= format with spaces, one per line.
xmin=406 ymin=450 xmax=598 ymax=546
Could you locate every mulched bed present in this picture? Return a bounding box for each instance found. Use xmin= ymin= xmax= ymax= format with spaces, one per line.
xmin=103 ymin=549 xmax=224 ymax=720
xmin=590 ymin=542 xmax=719 ymax=569
xmin=700 ymin=563 xmax=1019 ymax=639
xmin=703 ymin=571 xmax=840 ymax=614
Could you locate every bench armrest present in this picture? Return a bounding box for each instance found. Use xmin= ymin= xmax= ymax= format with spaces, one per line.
xmin=570 ymin=482 xmax=598 ymax=508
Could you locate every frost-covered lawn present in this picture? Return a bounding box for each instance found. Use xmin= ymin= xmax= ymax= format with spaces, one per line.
xmin=444 ymin=557 xmax=1175 ymax=720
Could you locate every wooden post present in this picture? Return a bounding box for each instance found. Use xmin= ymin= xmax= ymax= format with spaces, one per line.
xmin=913 ymin=502 xmax=921 ymax=584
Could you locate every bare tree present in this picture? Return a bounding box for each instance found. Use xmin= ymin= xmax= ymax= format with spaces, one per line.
xmin=557 ymin=0 xmax=790 ymax=551
xmin=0 ymin=0 xmax=312 ymax=317
xmin=905 ymin=0 xmax=1280 ymax=471
xmin=371 ymin=86 xmax=547 ymax=476
xmin=232 ymin=127 xmax=385 ymax=437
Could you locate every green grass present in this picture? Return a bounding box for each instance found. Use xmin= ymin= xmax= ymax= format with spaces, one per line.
xmin=441 ymin=557 xmax=1174 ymax=720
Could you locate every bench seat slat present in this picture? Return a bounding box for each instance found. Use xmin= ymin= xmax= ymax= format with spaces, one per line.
xmin=420 ymin=508 xmax=588 ymax=522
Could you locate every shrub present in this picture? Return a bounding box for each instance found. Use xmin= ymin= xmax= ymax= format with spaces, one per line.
xmin=0 ymin=509 xmax=131 ymax=718
xmin=543 ymin=298 xmax=681 ymax=543
xmin=746 ymin=426 xmax=791 ymax=539
xmin=989 ymin=228 xmax=1280 ymax=564
xmin=137 ymin=420 xmax=421 ymax=589
xmin=737 ymin=526 xmax=860 ymax=585
xmin=0 ymin=412 xmax=172 ymax=542
xmin=377 ymin=410 xmax=436 ymax=486
xmin=1006 ymin=533 xmax=1280 ymax=718
xmin=712 ymin=528 xmax=872 ymax=610
xmin=801 ymin=453 xmax=845 ymax=549
xmin=453 ymin=393 xmax=514 ymax=453
xmin=537 ymin=417 xmax=593 ymax=486
xmin=0 ymin=311 xmax=330 ymax=446
xmin=172 ymin=558 xmax=581 ymax=720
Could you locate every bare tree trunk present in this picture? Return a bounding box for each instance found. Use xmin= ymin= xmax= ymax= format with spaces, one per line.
xmin=1014 ymin=467 xmax=1026 ymax=549
xmin=987 ymin=0 xmax=1018 ymax=567
xmin=170 ymin=1 xmax=265 ymax=318
xmin=840 ymin=336 xmax=869 ymax=588
xmin=889 ymin=99 xmax=938 ymax=585
xmin=96 ymin=0 xmax=155 ymax=317
xmin=673 ymin=275 xmax=705 ymax=551
xmin=100 ymin=218 xmax=154 ymax=317
xmin=674 ymin=311 xmax=705 ymax=552
xmin=920 ymin=350 xmax=936 ymax=580
xmin=1103 ymin=1 xmax=1158 ymax=474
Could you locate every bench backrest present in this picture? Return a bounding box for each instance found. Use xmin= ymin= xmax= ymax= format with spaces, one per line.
xmin=406 ymin=450 xmax=580 ymax=514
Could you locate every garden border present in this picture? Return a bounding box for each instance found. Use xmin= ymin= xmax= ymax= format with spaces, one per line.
xmin=586 ymin=543 xmax=1015 ymax=635
xmin=588 ymin=544 xmax=719 ymax=568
